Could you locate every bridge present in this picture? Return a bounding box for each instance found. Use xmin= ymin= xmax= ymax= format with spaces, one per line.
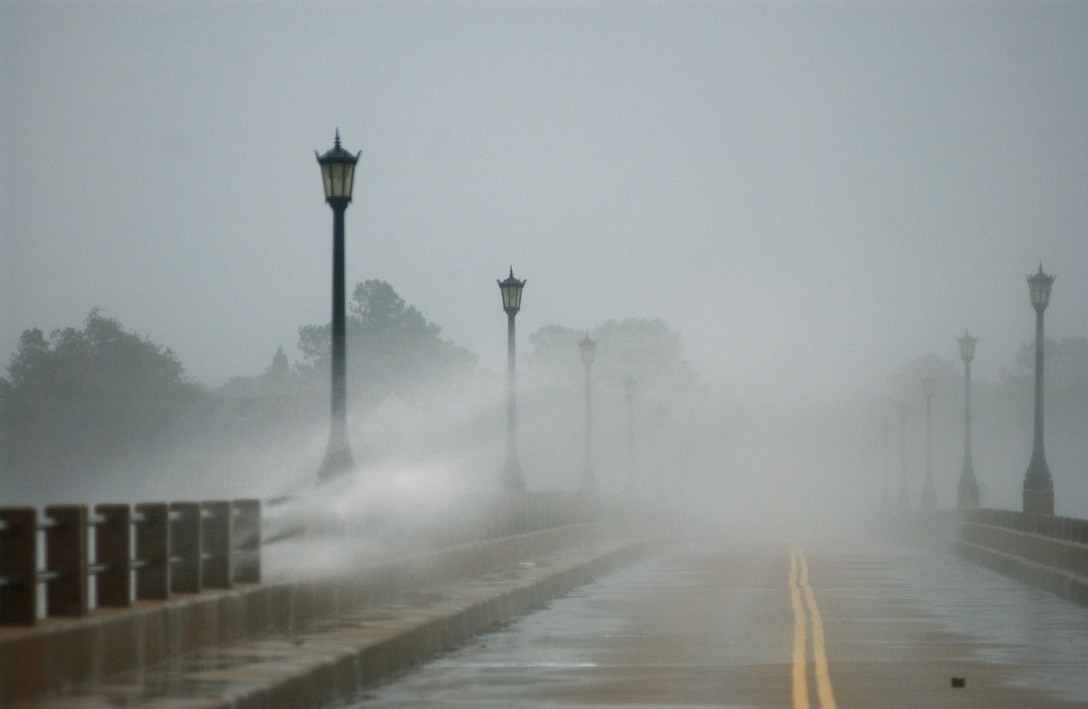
xmin=2 ymin=495 xmax=1087 ymax=708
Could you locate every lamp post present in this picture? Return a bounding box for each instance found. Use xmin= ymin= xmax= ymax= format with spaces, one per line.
xmin=1023 ymin=263 xmax=1055 ymax=515
xmin=315 ymin=130 xmax=361 ymax=484
xmin=896 ymin=403 xmax=910 ymax=515
xmin=920 ymin=376 xmax=937 ymax=511
xmin=957 ymin=330 xmax=979 ymax=509
xmin=578 ymin=332 xmax=597 ymax=492
xmin=882 ymin=420 xmax=891 ymax=511
xmin=498 ymin=268 xmax=526 ymax=491
xmin=624 ymin=376 xmax=638 ymax=497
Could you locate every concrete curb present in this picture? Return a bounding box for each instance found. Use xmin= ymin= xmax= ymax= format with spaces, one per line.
xmin=17 ymin=539 xmax=650 ymax=708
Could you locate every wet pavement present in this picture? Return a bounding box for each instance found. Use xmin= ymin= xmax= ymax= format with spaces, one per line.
xmin=354 ymin=537 xmax=1088 ymax=708
xmin=12 ymin=539 xmax=646 ymax=708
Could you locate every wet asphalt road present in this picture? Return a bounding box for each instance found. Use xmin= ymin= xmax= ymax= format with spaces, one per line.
xmin=351 ymin=536 xmax=1088 ymax=708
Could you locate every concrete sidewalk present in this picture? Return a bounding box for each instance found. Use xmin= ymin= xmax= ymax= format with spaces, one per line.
xmin=15 ymin=537 xmax=649 ymax=708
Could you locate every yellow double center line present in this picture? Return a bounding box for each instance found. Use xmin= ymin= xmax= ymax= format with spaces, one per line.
xmin=789 ymin=546 xmax=836 ymax=709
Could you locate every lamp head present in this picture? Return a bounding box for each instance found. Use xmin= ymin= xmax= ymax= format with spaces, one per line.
xmin=1027 ymin=262 xmax=1055 ymax=311
xmin=497 ymin=267 xmax=526 ymax=315
xmin=579 ymin=331 xmax=597 ymax=366
xmin=958 ymin=329 xmax=977 ymax=363
xmin=316 ymin=129 xmax=361 ymax=205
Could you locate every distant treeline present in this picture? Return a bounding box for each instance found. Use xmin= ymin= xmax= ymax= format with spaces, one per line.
xmin=0 ymin=281 xmax=694 ymax=501
xmin=3 ymin=284 xmax=1084 ymax=509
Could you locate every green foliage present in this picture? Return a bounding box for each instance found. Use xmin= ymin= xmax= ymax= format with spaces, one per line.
xmin=0 ymin=310 xmax=203 ymax=484
xmin=217 ymin=346 xmax=301 ymax=399
xmin=297 ymin=280 xmax=477 ymax=404
xmin=528 ymin=318 xmax=688 ymax=387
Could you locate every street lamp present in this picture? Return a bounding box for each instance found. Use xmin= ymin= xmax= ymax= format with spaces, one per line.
xmin=498 ymin=268 xmax=526 ymax=491
xmin=578 ymin=332 xmax=597 ymax=492
xmin=624 ymin=376 xmax=638 ymax=497
xmin=1023 ymin=263 xmax=1056 ymax=515
xmin=957 ymin=330 xmax=979 ymax=509
xmin=315 ymin=130 xmax=361 ymax=484
xmin=920 ymin=376 xmax=937 ymax=511
xmin=896 ymin=403 xmax=910 ymax=515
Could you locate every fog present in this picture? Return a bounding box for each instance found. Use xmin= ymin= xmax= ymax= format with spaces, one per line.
xmin=3 ymin=2 xmax=1088 ymax=540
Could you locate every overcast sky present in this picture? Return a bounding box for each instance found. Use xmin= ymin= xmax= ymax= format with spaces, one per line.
xmin=3 ymin=1 xmax=1086 ymax=406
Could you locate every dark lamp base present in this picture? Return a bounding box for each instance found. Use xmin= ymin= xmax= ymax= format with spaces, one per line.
xmin=1022 ymin=487 xmax=1054 ymax=516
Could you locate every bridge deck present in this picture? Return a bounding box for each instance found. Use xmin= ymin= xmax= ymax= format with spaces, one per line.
xmin=9 ymin=511 xmax=1088 ymax=707
xmin=359 ymin=536 xmax=1088 ymax=708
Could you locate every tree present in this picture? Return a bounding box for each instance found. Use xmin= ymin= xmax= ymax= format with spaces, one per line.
xmin=0 ymin=310 xmax=203 ymax=494
xmin=526 ymin=324 xmax=586 ymax=384
xmin=521 ymin=317 xmax=703 ymax=494
xmin=863 ymin=338 xmax=1088 ymax=513
xmin=592 ymin=318 xmax=687 ymax=387
xmin=1011 ymin=337 xmax=1088 ymax=382
xmin=297 ymin=280 xmax=477 ymax=405
xmin=527 ymin=318 xmax=691 ymax=395
xmin=975 ymin=337 xmax=1088 ymax=437
xmin=883 ymin=353 xmax=961 ymax=410
xmin=217 ymin=346 xmax=300 ymax=399
xmin=998 ymin=336 xmax=1088 ymax=446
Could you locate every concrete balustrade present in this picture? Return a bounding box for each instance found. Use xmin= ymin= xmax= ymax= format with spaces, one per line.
xmin=0 ymin=491 xmax=617 ymax=704
xmin=956 ymin=507 xmax=1088 ymax=607
xmin=0 ymin=499 xmax=262 ymax=626
xmin=964 ymin=507 xmax=1088 ymax=545
xmin=0 ymin=520 xmax=605 ymax=704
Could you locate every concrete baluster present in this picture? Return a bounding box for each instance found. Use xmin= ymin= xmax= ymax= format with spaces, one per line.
xmin=201 ymin=501 xmax=231 ymax=589
xmin=135 ymin=503 xmax=169 ymax=600
xmin=169 ymin=502 xmax=201 ymax=594
xmin=232 ymin=499 xmax=261 ymax=584
xmin=44 ymin=505 xmax=89 ymax=617
xmin=0 ymin=507 xmax=38 ymax=625
xmin=94 ymin=504 xmax=132 ymax=607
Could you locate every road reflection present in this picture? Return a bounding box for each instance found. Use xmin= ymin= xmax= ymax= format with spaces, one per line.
xmin=353 ymin=541 xmax=1088 ymax=708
